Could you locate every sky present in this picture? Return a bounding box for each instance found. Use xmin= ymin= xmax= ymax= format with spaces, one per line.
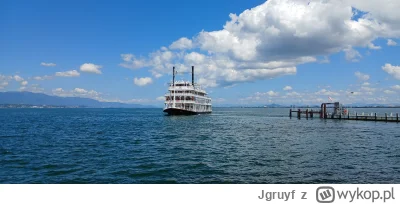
xmin=1 ymin=0 xmax=400 ymax=106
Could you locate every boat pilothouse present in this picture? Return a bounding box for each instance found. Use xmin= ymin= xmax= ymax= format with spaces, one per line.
xmin=163 ymin=66 xmax=212 ymax=115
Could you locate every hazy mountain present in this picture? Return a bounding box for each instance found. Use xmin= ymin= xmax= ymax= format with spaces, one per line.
xmin=0 ymin=92 xmax=155 ymax=108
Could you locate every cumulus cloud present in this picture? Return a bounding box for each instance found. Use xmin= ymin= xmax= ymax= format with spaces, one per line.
xmin=240 ymin=83 xmax=400 ymax=105
xmin=392 ymin=85 xmax=400 ymax=90
xmin=384 ymin=90 xmax=395 ymax=94
xmin=119 ymin=54 xmax=148 ymax=69
xmin=13 ymin=75 xmax=24 ymax=82
xmin=133 ymin=77 xmax=153 ymax=86
xmin=40 ymin=62 xmax=56 ymax=67
xmin=387 ymin=39 xmax=397 ymax=46
xmin=80 ymin=63 xmax=102 ymax=74
xmin=355 ymin=71 xmax=370 ymax=81
xmin=0 ymin=75 xmax=12 ymax=89
xmin=52 ymin=87 xmax=101 ymax=100
xmin=283 ymin=86 xmax=292 ymax=91
xmin=361 ymin=86 xmax=376 ymax=92
xmin=119 ymin=0 xmax=400 ymax=87
xmin=382 ymin=63 xmax=400 ymax=80
xmin=169 ymin=37 xmax=193 ymax=50
xmin=367 ymin=42 xmax=381 ymax=50
xmin=0 ymin=81 xmax=8 ymax=89
xmin=22 ymin=84 xmax=45 ymax=93
xmin=33 ymin=75 xmax=53 ymax=80
xmin=12 ymin=75 xmax=29 ymax=86
xmin=286 ymin=91 xmax=301 ymax=97
xmin=315 ymin=89 xmax=340 ymax=96
xmin=255 ymin=91 xmax=279 ymax=97
xmin=55 ymin=70 xmax=80 ymax=77
xmin=344 ymin=48 xmax=362 ymax=62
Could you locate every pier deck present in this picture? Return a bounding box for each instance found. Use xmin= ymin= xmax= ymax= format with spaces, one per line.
xmin=289 ymin=102 xmax=399 ymax=123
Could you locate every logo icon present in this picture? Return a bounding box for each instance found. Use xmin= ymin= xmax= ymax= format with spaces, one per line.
xmin=316 ymin=186 xmax=335 ymax=203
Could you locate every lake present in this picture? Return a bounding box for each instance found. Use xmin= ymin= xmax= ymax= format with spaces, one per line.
xmin=1 ymin=108 xmax=399 ymax=183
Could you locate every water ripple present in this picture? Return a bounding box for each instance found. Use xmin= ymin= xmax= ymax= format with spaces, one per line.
xmin=1 ymin=108 xmax=400 ymax=183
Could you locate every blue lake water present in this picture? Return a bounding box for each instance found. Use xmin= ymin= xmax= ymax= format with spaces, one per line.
xmin=1 ymin=108 xmax=400 ymax=183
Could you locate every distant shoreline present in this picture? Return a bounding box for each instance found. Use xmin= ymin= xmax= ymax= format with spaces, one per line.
xmin=214 ymin=106 xmax=400 ymax=109
xmin=1 ymin=104 xmax=400 ymax=109
xmin=0 ymin=104 xmax=157 ymax=109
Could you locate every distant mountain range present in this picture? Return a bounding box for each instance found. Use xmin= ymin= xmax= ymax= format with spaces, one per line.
xmin=0 ymin=92 xmax=155 ymax=108
xmin=214 ymin=103 xmax=400 ymax=108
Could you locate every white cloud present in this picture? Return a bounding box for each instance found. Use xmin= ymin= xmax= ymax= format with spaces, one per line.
xmin=387 ymin=39 xmax=397 ymax=46
xmin=266 ymin=91 xmax=279 ymax=97
xmin=184 ymin=52 xmax=206 ymax=64
xmin=52 ymin=87 xmax=101 ymax=100
xmin=40 ymin=62 xmax=56 ymax=67
xmin=33 ymin=75 xmax=53 ymax=80
xmin=119 ymin=0 xmax=400 ymax=87
xmin=355 ymin=71 xmax=370 ymax=81
xmin=382 ymin=63 xmax=400 ymax=80
xmin=169 ymin=37 xmax=193 ymax=50
xmin=156 ymin=96 xmax=165 ymax=101
xmin=55 ymin=70 xmax=80 ymax=77
xmin=367 ymin=42 xmax=381 ymax=50
xmin=0 ymin=81 xmax=8 ymax=89
xmin=73 ymin=88 xmax=88 ymax=94
xmin=344 ymin=48 xmax=362 ymax=62
xmin=286 ymin=91 xmax=301 ymax=97
xmin=361 ymin=86 xmax=376 ymax=92
xmin=255 ymin=91 xmax=279 ymax=97
xmin=362 ymin=82 xmax=370 ymax=86
xmin=13 ymin=75 xmax=24 ymax=82
xmin=283 ymin=86 xmax=292 ymax=91
xmin=133 ymin=77 xmax=153 ymax=86
xmin=239 ymin=84 xmax=400 ymax=105
xmin=315 ymin=89 xmax=340 ymax=96
xmin=0 ymin=75 xmax=12 ymax=89
xmin=13 ymin=76 xmax=29 ymax=86
xmin=392 ymin=85 xmax=400 ymax=90
xmin=80 ymin=63 xmax=102 ymax=74
xmin=23 ymin=84 xmax=45 ymax=93
xmin=384 ymin=90 xmax=395 ymax=94
xmin=0 ymin=75 xmax=12 ymax=81
xmin=119 ymin=54 xmax=148 ymax=69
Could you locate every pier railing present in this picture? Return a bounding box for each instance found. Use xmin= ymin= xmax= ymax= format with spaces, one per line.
xmin=289 ymin=108 xmax=399 ymax=123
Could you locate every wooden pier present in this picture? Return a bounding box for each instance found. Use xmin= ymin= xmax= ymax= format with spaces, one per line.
xmin=289 ymin=102 xmax=399 ymax=123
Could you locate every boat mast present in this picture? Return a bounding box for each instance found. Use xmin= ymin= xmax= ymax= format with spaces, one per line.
xmin=173 ymin=66 xmax=175 ymax=108
xmin=192 ymin=66 xmax=194 ymax=86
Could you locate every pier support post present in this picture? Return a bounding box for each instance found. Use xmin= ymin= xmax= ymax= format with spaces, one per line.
xmin=320 ymin=104 xmax=323 ymax=118
xmin=289 ymin=109 xmax=292 ymax=118
xmin=306 ymin=109 xmax=309 ymax=119
xmin=385 ymin=113 xmax=388 ymax=122
xmin=356 ymin=112 xmax=358 ymax=120
xmin=397 ymin=113 xmax=399 ymax=123
xmin=375 ymin=113 xmax=377 ymax=121
xmin=297 ymin=109 xmax=301 ymax=119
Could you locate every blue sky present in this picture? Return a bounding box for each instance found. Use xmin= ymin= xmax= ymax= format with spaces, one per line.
xmin=1 ymin=0 xmax=400 ymax=105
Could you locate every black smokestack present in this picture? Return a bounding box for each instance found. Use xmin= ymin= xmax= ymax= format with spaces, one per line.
xmin=173 ymin=66 xmax=175 ymax=87
xmin=192 ymin=66 xmax=194 ymax=86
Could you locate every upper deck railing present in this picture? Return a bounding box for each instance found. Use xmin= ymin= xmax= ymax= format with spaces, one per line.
xmin=168 ymin=81 xmax=206 ymax=93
